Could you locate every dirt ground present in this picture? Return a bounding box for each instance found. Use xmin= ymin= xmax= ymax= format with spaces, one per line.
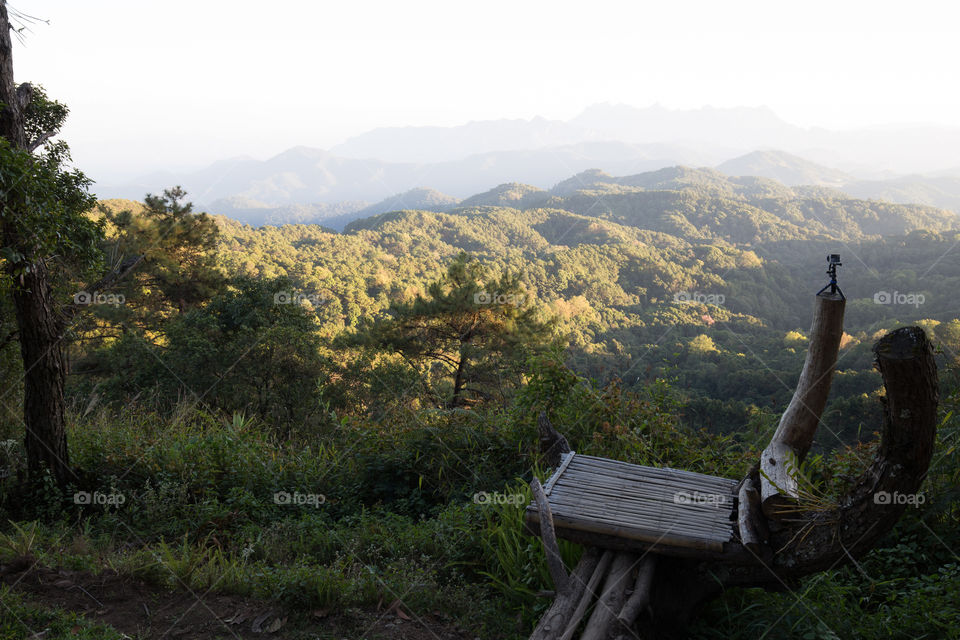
xmin=1 ymin=557 xmax=481 ymax=640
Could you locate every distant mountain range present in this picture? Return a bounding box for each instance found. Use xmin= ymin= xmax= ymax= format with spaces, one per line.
xmin=102 ymin=148 xmax=960 ymax=230
xmin=329 ymin=103 xmax=960 ymax=175
xmin=101 ymin=141 xmax=719 ymax=224
xmin=95 ymin=103 xmax=960 ymax=228
xmin=338 ymin=165 xmax=956 ymax=248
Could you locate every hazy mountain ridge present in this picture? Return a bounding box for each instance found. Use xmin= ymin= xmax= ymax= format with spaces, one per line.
xmin=99 ymin=141 xmax=718 ymax=214
xmin=717 ymin=150 xmax=853 ymax=186
xmin=357 ymin=188 xmax=460 ymax=217
xmin=95 ymin=105 xmax=960 ymax=226
xmin=459 ymin=183 xmax=549 ymax=208
xmin=842 ymin=174 xmax=960 ymax=211
xmin=328 ymin=166 xmax=960 ymax=248
xmin=205 ymin=196 xmax=369 ymax=227
xmin=330 ymin=103 xmax=960 ymax=174
xmin=332 ymin=104 xmax=801 ymax=163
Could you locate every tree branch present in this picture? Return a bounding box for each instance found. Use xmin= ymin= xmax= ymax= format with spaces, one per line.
xmin=26 ymin=129 xmax=55 ymax=152
xmin=63 ymin=254 xmax=144 ymax=322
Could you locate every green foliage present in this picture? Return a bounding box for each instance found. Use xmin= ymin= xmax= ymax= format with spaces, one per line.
xmin=81 ymin=277 xmax=328 ymax=427
xmin=475 ymin=478 xmax=581 ymax=628
xmin=0 ymin=136 xmax=100 ymax=278
xmin=360 ymin=252 xmax=556 ymax=408
xmin=99 ymin=186 xmax=224 ymax=322
xmin=0 ymin=586 xmax=126 ymax=640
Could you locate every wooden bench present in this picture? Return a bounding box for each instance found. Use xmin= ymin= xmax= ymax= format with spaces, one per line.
xmin=525 ymin=452 xmax=739 ymax=557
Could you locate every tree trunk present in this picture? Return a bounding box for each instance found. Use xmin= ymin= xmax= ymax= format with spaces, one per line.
xmin=0 ymin=0 xmax=72 ymax=486
xmin=0 ymin=2 xmax=26 ymax=150
xmin=11 ymin=261 xmax=71 ymax=486
xmin=449 ymin=352 xmax=466 ymax=408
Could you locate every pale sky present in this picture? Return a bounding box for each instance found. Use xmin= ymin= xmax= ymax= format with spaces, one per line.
xmin=11 ymin=0 xmax=960 ymax=182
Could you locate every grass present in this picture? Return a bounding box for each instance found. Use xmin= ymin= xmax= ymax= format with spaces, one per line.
xmin=0 ymin=586 xmax=126 ymax=640
xmin=0 ymin=377 xmax=957 ymax=639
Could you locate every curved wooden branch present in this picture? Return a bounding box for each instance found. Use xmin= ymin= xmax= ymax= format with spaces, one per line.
xmin=618 ymin=554 xmax=657 ymax=627
xmin=760 ymin=292 xmax=845 ymax=518
xmin=530 ymin=547 xmax=602 ymax=640
xmin=531 ymin=476 xmax=568 ymax=592
xmin=643 ymin=326 xmax=938 ymax=639
xmin=26 ymin=129 xmax=55 ymax=152
xmin=765 ymin=325 xmax=937 ymax=575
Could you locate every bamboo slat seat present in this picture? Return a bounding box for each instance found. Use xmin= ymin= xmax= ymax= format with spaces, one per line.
xmin=524 ymin=452 xmax=739 ymax=556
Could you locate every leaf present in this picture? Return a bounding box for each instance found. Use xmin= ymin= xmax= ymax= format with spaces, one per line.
xmin=251 ymin=611 xmax=271 ymax=633
xmin=265 ymin=616 xmax=286 ymax=633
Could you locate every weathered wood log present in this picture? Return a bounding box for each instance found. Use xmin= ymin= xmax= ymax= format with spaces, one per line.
xmin=757 ymin=326 xmax=938 ymax=575
xmin=530 ymin=476 xmax=568 ymax=593
xmin=618 ymin=554 xmax=657 ymax=627
xmin=581 ymin=551 xmax=637 ymax=640
xmin=558 ymin=550 xmax=614 ymax=640
xmin=736 ymin=475 xmax=770 ymax=561
xmin=760 ymin=292 xmax=845 ymax=518
xmin=539 ymin=410 xmax=571 ymax=467
xmin=646 ymin=326 xmax=939 ymax=639
xmin=530 ymin=547 xmax=602 ymax=640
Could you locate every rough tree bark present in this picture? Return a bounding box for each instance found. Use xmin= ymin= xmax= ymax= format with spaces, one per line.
xmin=0 ymin=1 xmax=74 ymax=486
xmin=0 ymin=2 xmax=142 ymax=486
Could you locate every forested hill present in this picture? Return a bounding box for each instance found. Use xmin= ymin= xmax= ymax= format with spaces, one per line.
xmin=94 ymin=167 xmax=959 ymax=446
xmin=202 ymin=180 xmax=960 ymax=443
xmin=506 ymin=166 xmax=957 ymax=243
xmin=386 ymin=165 xmax=954 ymax=238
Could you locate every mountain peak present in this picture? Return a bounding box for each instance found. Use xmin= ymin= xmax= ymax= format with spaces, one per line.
xmin=459 ymin=182 xmax=548 ymax=208
xmin=717 ymin=150 xmax=851 ymax=186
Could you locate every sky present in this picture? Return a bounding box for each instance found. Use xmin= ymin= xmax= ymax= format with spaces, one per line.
xmin=11 ymin=0 xmax=960 ymax=182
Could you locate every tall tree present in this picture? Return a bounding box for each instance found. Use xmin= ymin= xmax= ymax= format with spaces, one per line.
xmin=366 ymin=252 xmax=555 ymax=408
xmin=0 ymin=3 xmax=138 ymax=485
xmin=102 ymin=187 xmax=222 ymax=323
xmin=66 ymin=188 xmax=225 ymax=365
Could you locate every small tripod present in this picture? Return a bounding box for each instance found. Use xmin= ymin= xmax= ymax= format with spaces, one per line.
xmin=816 ymin=254 xmax=844 ymax=298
